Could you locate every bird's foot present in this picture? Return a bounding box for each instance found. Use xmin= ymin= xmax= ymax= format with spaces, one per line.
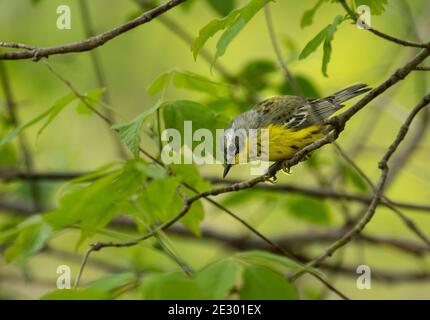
xmin=300 ymin=153 xmax=312 ymax=162
xmin=281 ymin=160 xmax=292 ymax=174
xmin=263 ymin=174 xmax=278 ymax=184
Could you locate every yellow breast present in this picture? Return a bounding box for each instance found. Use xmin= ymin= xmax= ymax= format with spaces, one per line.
xmin=233 ymin=124 xmax=324 ymax=164
xmin=266 ymin=124 xmax=323 ymax=161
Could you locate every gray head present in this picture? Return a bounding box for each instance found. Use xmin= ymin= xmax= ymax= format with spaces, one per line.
xmin=222 ymin=111 xmax=256 ymax=178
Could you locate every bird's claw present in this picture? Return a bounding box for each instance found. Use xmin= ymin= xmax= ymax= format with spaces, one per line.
xmin=264 ymin=174 xmax=278 ymax=184
xmin=281 ymin=160 xmax=292 ymax=174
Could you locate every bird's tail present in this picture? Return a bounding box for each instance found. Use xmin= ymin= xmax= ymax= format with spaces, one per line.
xmin=330 ymin=83 xmax=371 ymax=105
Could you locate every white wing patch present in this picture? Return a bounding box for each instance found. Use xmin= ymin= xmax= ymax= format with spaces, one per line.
xmin=284 ymin=105 xmax=311 ymax=129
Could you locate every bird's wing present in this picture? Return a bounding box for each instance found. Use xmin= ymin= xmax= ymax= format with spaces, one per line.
xmin=253 ymin=96 xmax=333 ymax=130
xmin=252 ymin=84 xmax=371 ymax=131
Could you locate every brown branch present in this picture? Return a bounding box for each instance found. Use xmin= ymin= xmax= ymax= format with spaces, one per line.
xmin=0 ymin=170 xmax=87 ymax=181
xmin=0 ymin=0 xmax=188 ymax=60
xmin=38 ymin=24 xmax=430 ymax=297
xmin=338 ymin=0 xmax=428 ymax=48
xmin=383 ymin=7 xmax=430 ymax=188
xmin=292 ymin=91 xmax=430 ymax=281
xmin=43 ymin=62 xmax=350 ymax=298
xmin=0 ymin=42 xmax=35 ymax=50
xmin=169 ymin=224 xmax=430 ymax=257
xmin=335 ymin=48 xmax=430 ymax=125
xmin=4 ymin=170 xmax=430 ymax=213
xmin=4 ymin=201 xmax=430 ymax=258
xmin=0 ymin=199 xmax=37 ymax=214
xmin=320 ymin=264 xmax=430 ymax=283
xmin=263 ymin=4 xmax=301 ymax=96
xmin=208 ymin=176 xmax=430 ymax=213
xmin=135 ymin=0 xmax=234 ymax=81
xmin=414 ymin=66 xmax=430 ymax=71
xmin=0 ymin=62 xmax=42 ymax=211
xmin=332 ymin=144 xmax=430 ymax=248
xmin=385 ymin=109 xmax=429 ymax=187
xmin=77 ymin=0 xmax=129 ymax=159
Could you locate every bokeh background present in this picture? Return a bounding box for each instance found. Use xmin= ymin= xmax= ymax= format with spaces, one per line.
xmin=1 ymin=0 xmax=430 ymax=299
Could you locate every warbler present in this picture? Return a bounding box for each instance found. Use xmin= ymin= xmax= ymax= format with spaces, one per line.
xmin=222 ymin=83 xmax=371 ymax=178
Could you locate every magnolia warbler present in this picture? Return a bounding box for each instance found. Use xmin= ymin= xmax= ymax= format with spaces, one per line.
xmin=222 ymin=83 xmax=371 ymax=178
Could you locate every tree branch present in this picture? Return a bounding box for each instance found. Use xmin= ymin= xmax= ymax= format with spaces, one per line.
xmin=0 ymin=0 xmax=188 ymax=61
xmin=0 ymin=62 xmax=42 ymax=211
xmin=77 ymin=0 xmax=129 ymax=159
xmin=338 ymin=0 xmax=428 ymax=48
xmin=292 ymin=91 xmax=430 ymax=281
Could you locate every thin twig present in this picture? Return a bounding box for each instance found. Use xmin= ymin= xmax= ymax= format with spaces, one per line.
xmin=264 ymin=4 xmax=302 ymax=96
xmin=77 ymin=0 xmax=129 ymax=159
xmin=333 ymin=143 xmax=430 ymax=247
xmin=414 ymin=66 xmax=430 ymax=71
xmin=5 ymin=170 xmax=430 ymax=212
xmin=292 ymin=91 xmax=430 ymax=280
xmin=338 ymin=0 xmax=428 ymax=48
xmin=0 ymin=61 xmax=42 ymax=211
xmin=0 ymin=0 xmax=188 ymax=60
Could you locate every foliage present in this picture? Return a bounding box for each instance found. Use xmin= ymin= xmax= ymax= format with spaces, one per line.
xmin=2 ymin=0 xmax=421 ymax=301
xmin=192 ymin=0 xmax=273 ymax=65
xmin=299 ymin=15 xmax=344 ymax=77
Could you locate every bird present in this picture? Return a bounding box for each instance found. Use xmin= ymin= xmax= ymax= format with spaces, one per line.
xmin=222 ymin=83 xmax=371 ymax=178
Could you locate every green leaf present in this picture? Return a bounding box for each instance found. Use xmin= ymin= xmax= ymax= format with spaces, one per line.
xmin=192 ymin=0 xmax=271 ymax=62
xmin=44 ymin=160 xmax=150 ymax=238
xmin=285 ymin=195 xmax=331 ymax=224
xmin=141 ymin=273 xmax=204 ymax=299
xmin=41 ymin=273 xmax=135 ymax=300
xmin=134 ymin=170 xmax=204 ymax=236
xmin=147 ymin=72 xmax=171 ymax=96
xmin=322 ymin=38 xmax=332 ymax=77
xmin=235 ymin=250 xmax=302 ymax=273
xmin=136 ymin=176 xmax=183 ymax=224
xmin=0 ymin=144 xmax=17 ymax=166
xmin=322 ymin=15 xmax=343 ymax=77
xmin=169 ymin=164 xmax=208 ymax=235
xmin=240 ymin=265 xmax=298 ymax=300
xmin=162 ymin=100 xmax=229 ymax=152
xmin=76 ymin=87 xmax=106 ymax=115
xmin=214 ymin=0 xmax=270 ymax=63
xmin=278 ymin=74 xmax=321 ymax=98
xmin=4 ymin=220 xmax=52 ymax=263
xmin=298 ymin=25 xmax=330 ymax=60
xmin=181 ymin=198 xmax=204 ymax=236
xmin=299 ymin=15 xmax=343 ymax=77
xmin=195 ymin=259 xmax=239 ymax=299
xmin=355 ymin=0 xmax=388 ymax=15
xmin=41 ymin=289 xmax=109 ymax=300
xmin=0 ymin=93 xmax=77 ymax=146
xmin=222 ymin=189 xmax=270 ymax=207
xmin=192 ymin=9 xmax=241 ymax=60
xmin=112 ymin=99 xmax=162 ymax=157
xmin=38 ymin=93 xmax=77 ymax=136
xmin=239 ymin=59 xmax=277 ymax=91
xmin=0 ymin=215 xmax=42 ymax=245
xmin=207 ymin=0 xmax=236 ymax=16
xmin=169 ymin=164 xmax=211 ymax=191
xmin=65 ymin=162 xmax=120 ymax=185
xmin=87 ymin=273 xmax=136 ymax=292
xmin=147 ymin=69 xmax=228 ymax=97
xmin=343 ymin=164 xmax=368 ymax=192
xmin=301 ymin=0 xmax=324 ymax=28
xmin=172 ymin=69 xmax=228 ymax=96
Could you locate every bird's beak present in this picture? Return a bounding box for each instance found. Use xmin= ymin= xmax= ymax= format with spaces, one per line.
xmin=223 ymin=164 xmax=232 ymax=179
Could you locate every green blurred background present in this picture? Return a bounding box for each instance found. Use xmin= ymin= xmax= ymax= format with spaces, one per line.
xmin=1 ymin=0 xmax=430 ymax=299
